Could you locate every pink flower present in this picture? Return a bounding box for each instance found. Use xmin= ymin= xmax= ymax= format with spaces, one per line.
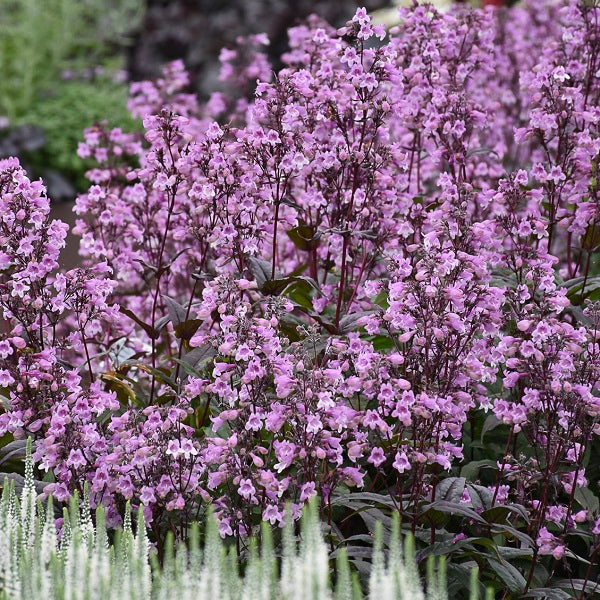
xmin=393 ymin=451 xmax=411 ymax=474
xmin=166 ymin=439 xmax=181 ymax=457
xmin=238 ymin=478 xmax=256 ymax=500
xmin=67 ymin=448 xmax=86 ymax=468
xmin=0 ymin=369 xmax=14 ymax=386
xmin=263 ymin=504 xmax=283 ymax=526
xmin=140 ymin=486 xmax=157 ymax=505
xmin=300 ymin=481 xmax=316 ymax=502
xmin=180 ymin=438 xmax=198 ymax=458
xmin=368 ymin=447 xmax=386 ymax=468
xmin=218 ymin=517 xmax=233 ymax=538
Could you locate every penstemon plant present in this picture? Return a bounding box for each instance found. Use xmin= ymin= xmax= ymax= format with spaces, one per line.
xmin=1 ymin=0 xmax=600 ymax=597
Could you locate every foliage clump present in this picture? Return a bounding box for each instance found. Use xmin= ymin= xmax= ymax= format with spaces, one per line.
xmin=0 ymin=0 xmax=142 ymax=190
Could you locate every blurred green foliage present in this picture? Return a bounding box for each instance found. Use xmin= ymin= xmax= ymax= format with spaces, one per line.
xmin=0 ymin=0 xmax=144 ymax=191
xmin=25 ymin=76 xmax=137 ymax=189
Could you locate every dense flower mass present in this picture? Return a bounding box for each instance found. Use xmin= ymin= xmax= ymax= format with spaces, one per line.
xmin=3 ymin=0 xmax=600 ymax=594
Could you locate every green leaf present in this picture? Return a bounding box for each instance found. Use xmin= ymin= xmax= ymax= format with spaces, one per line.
xmin=100 ymin=372 xmax=140 ymax=406
xmin=497 ymin=546 xmax=533 ymax=559
xmin=262 ymin=275 xmax=320 ymax=297
xmin=355 ymin=229 xmax=378 ymax=241
xmin=560 ymin=276 xmax=587 ymax=290
xmin=467 ymin=147 xmax=501 ymax=158
xmin=420 ymin=508 xmax=450 ymax=528
xmin=468 ymin=536 xmax=498 ymax=552
xmin=422 ymin=500 xmax=487 ymax=524
xmin=582 ymin=223 xmax=600 ymax=250
xmin=119 ymin=362 xmax=177 ymax=390
xmin=465 ymin=484 xmax=494 ymax=511
xmin=490 ymin=523 xmax=535 ymax=547
xmin=552 ymin=579 xmax=600 ymax=594
xmin=574 ymin=487 xmax=599 ymax=513
xmin=487 ymin=557 xmax=526 ymax=594
xmin=503 ymin=503 xmax=531 ymax=523
xmin=287 ymin=222 xmax=320 ymax=251
xmin=436 ymin=477 xmax=466 ymax=503
xmin=330 ymin=492 xmax=398 ymax=509
xmin=174 ymin=319 xmax=203 ymax=341
xmin=0 ymin=440 xmax=30 ymax=467
xmin=369 ymin=335 xmax=395 ymax=351
xmin=481 ymin=506 xmax=510 ymax=524
xmin=181 ymin=344 xmax=215 ymax=372
xmin=460 ymin=459 xmax=497 ymax=481
xmin=358 ymin=507 xmax=393 ymax=536
xmin=162 ymin=294 xmax=189 ymax=327
xmin=338 ymin=311 xmax=374 ymax=334
xmin=523 ymin=589 xmax=571 ymax=599
xmin=490 ymin=272 xmax=519 ymax=289
xmin=118 ymin=306 xmax=158 ymax=339
xmin=154 ymin=315 xmax=171 ymax=332
xmin=293 ymin=304 xmax=338 ymax=334
xmin=481 ymin=414 xmax=502 ymax=442
xmin=248 ymin=256 xmax=276 ymax=288
xmin=565 ymin=275 xmax=600 ymax=304
xmin=566 ymin=304 xmax=592 ymax=326
xmin=262 ymin=278 xmax=295 ymax=295
xmin=420 ymin=536 xmax=475 ymax=557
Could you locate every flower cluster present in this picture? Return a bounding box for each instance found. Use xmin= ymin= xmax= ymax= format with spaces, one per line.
xmin=2 ymin=4 xmax=600 ymax=590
